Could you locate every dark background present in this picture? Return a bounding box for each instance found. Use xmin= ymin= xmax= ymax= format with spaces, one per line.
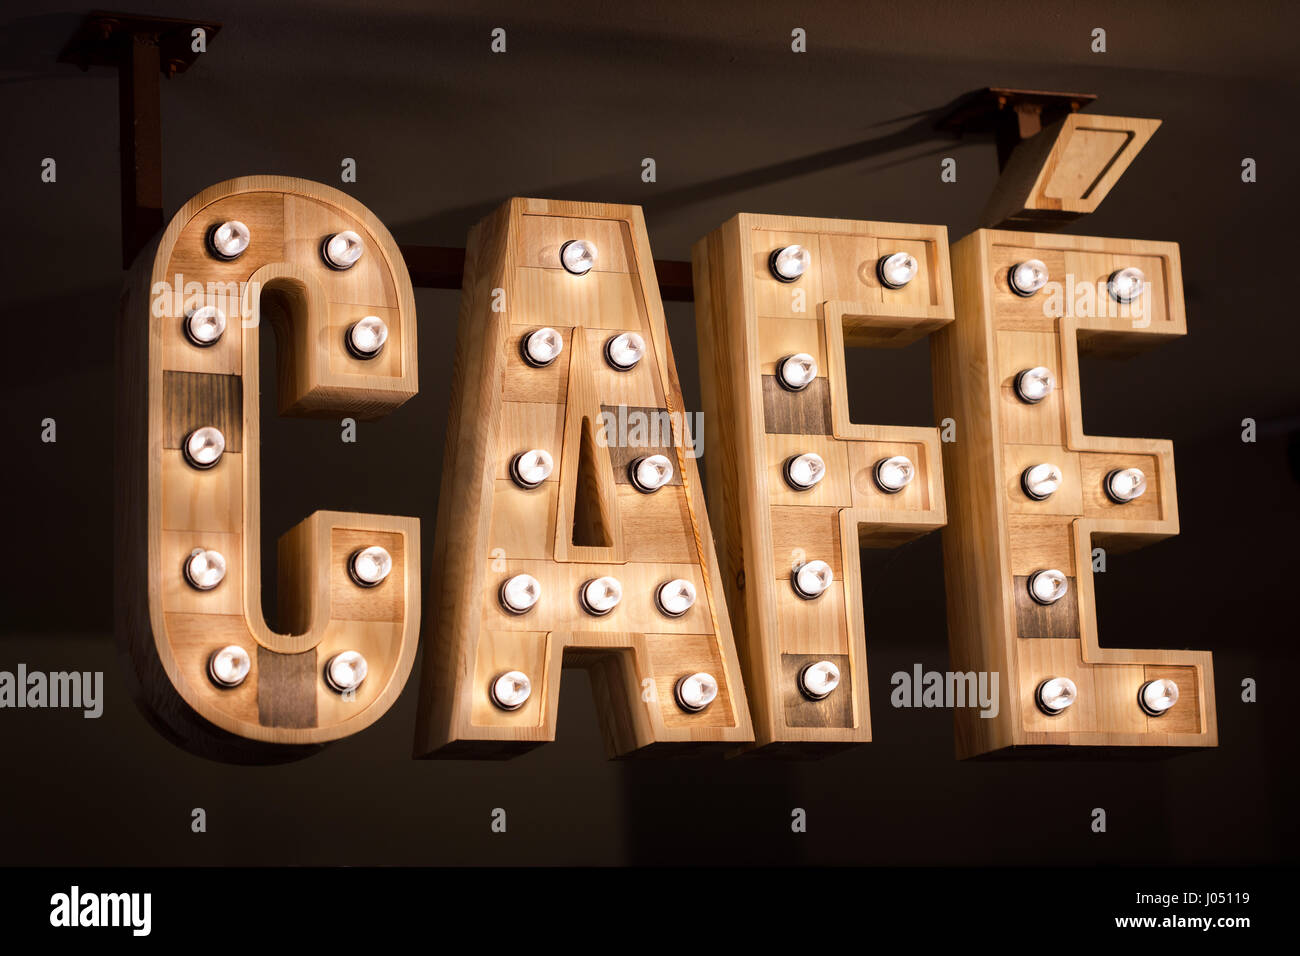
xmin=0 ymin=0 xmax=1296 ymax=866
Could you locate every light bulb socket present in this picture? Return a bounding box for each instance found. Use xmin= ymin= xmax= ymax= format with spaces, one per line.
xmin=1138 ymin=679 xmax=1179 ymax=717
xmin=876 ymin=252 xmax=917 ymax=289
xmin=873 ymin=457 xmax=911 ymax=494
xmin=498 ymin=575 xmax=540 ymax=616
xmin=205 ymin=222 xmax=248 ymax=261
xmin=509 ymin=452 xmax=550 ymax=490
xmin=1027 ymin=569 xmax=1068 ymax=606
xmin=320 ymin=231 xmax=364 ymax=271
xmin=520 ymin=328 xmax=562 ymax=368
xmin=654 ymin=579 xmax=696 ymax=618
xmin=182 ymin=306 xmax=226 ymax=348
xmin=1007 ymin=262 xmax=1046 ymax=297
xmin=603 ymin=332 xmax=644 ymax=372
xmin=347 ymin=546 xmax=392 ymax=588
xmin=490 ymin=671 xmax=532 ymax=711
xmin=768 ymin=247 xmax=801 ymax=283
xmin=578 ymin=578 xmax=621 ymax=617
xmin=775 ymin=354 xmax=816 ymax=392
xmin=1021 ymin=465 xmax=1060 ymax=501
xmin=783 ymin=454 xmax=825 ymax=492
xmin=182 ymin=427 xmax=225 ymax=470
xmin=344 ymin=320 xmax=386 ymax=360
xmin=798 ymin=661 xmax=840 ymax=701
xmin=207 ymin=645 xmax=250 ymax=688
xmin=1104 ymin=469 xmax=1144 ymax=505
xmin=673 ymin=673 xmax=718 ymax=713
xmin=1014 ymin=368 xmax=1053 ymax=404
xmin=1035 ymin=678 xmax=1077 ymax=716
xmin=628 ymin=455 xmax=672 ymax=494
xmin=559 ymin=239 xmax=596 ymax=276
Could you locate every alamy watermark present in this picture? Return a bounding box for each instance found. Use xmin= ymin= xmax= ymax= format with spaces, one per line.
xmin=891 ymin=664 xmax=999 ymax=718
xmin=0 ymin=665 xmax=103 ymax=718
xmin=595 ymin=404 xmax=703 ymax=459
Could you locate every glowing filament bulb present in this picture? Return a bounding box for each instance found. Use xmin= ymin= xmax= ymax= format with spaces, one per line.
xmin=629 ymin=454 xmax=673 ymax=494
xmin=325 ymin=651 xmax=368 ymax=693
xmin=1014 ymin=366 xmax=1056 ymax=404
xmin=769 ymin=244 xmax=810 ymax=282
xmin=776 ymin=352 xmax=818 ymax=391
xmin=1108 ymin=266 xmax=1146 ymax=304
xmin=184 ymin=548 xmax=227 ymax=591
xmin=183 ymin=426 xmax=226 ymax=470
xmin=206 ymin=220 xmax=250 ymax=260
xmin=791 ymin=559 xmax=833 ymax=600
xmin=783 ymin=452 xmax=826 ymax=491
xmin=491 ymin=670 xmax=532 ymax=710
xmin=580 ymin=576 xmax=623 ymax=616
xmin=510 ymin=449 xmax=554 ymax=489
xmin=1028 ymin=568 xmax=1068 ymax=606
xmin=499 ymin=573 xmax=541 ymax=615
xmin=1036 ymin=676 xmax=1078 ymax=715
xmin=655 ymin=578 xmax=697 ymax=617
xmin=184 ymin=305 xmax=227 ymax=347
xmin=674 ymin=672 xmax=719 ymax=713
xmin=799 ymin=660 xmax=841 ymax=700
xmin=604 ymin=332 xmax=646 ymax=371
xmin=323 ymin=230 xmax=364 ymax=269
xmin=522 ymin=327 xmax=564 ymax=367
xmin=207 ymin=645 xmax=250 ymax=688
xmin=877 ymin=251 xmax=919 ymax=289
xmin=1139 ymin=679 xmax=1179 ymax=716
xmin=1008 ymin=258 xmax=1049 ymax=296
xmin=560 ymin=239 xmax=597 ymax=275
xmin=346 ymin=316 xmax=388 ymax=358
xmin=1021 ymin=462 xmax=1063 ymax=500
xmin=873 ymin=455 xmax=915 ymax=494
xmin=348 ymin=546 xmax=392 ymax=587
xmin=1105 ymin=467 xmax=1147 ymax=504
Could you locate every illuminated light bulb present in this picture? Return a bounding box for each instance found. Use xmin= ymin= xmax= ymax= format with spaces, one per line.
xmin=348 ymin=546 xmax=392 ymax=588
xmin=490 ymin=670 xmax=532 ymax=711
xmin=509 ymin=449 xmax=554 ymax=489
xmin=345 ymin=316 xmax=388 ymax=359
xmin=1139 ymin=678 xmax=1179 ymax=717
xmin=1108 ymin=266 xmax=1146 ymax=304
xmin=776 ymin=352 xmax=818 ymax=392
xmin=183 ymin=426 xmax=226 ymax=470
xmin=791 ymin=559 xmax=833 ymax=600
xmin=1105 ymin=467 xmax=1147 ymax=504
xmin=322 ymin=230 xmax=365 ymax=270
xmin=1035 ymin=676 xmax=1078 ymax=715
xmin=559 ymin=239 xmax=598 ymax=275
xmin=1021 ymin=462 xmax=1063 ymax=501
xmin=769 ymin=244 xmax=811 ymax=282
xmin=655 ymin=578 xmax=697 ymax=617
xmin=1008 ymin=258 xmax=1049 ymax=297
xmin=877 ymin=251 xmax=919 ymax=289
xmin=184 ymin=548 xmax=227 ymax=591
xmin=674 ymin=672 xmax=719 ymax=713
xmin=498 ymin=573 xmax=541 ymax=615
xmin=798 ymin=660 xmax=841 ymax=700
xmin=1014 ymin=366 xmax=1056 ymax=404
xmin=629 ymin=454 xmax=674 ymax=494
xmin=579 ymin=576 xmax=623 ymax=616
xmin=604 ymin=332 xmax=646 ymax=371
xmin=184 ymin=305 xmax=227 ymax=347
xmin=521 ymin=327 xmax=564 ymax=367
xmin=324 ymin=651 xmax=368 ymax=693
xmin=206 ymin=220 xmax=250 ymax=260
xmin=207 ymin=645 xmax=251 ymax=688
xmin=1028 ymin=568 xmax=1069 ymax=606
xmin=783 ymin=452 xmax=826 ymax=491
xmin=873 ymin=455 xmax=916 ymax=494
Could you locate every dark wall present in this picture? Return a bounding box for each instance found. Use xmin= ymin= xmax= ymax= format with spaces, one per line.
xmin=1 ymin=0 xmax=1296 ymax=865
